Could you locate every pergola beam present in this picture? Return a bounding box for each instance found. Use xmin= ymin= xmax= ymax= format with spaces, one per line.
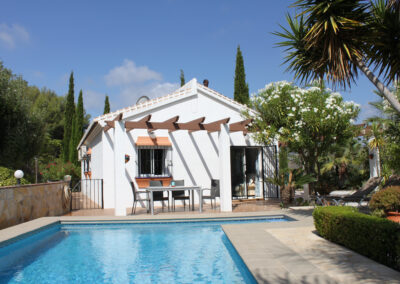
xmin=118 ymin=116 xmax=251 ymax=134
xmin=172 ymin=117 xmax=205 ymax=132
xmin=229 ymin=119 xmax=253 ymax=134
xmin=104 ymin=113 xmax=123 ymax=132
xmin=188 ymin=117 xmax=231 ymax=133
xmin=125 ymin=115 xmax=152 ymax=132
xmin=147 ymin=116 xmax=179 ymax=132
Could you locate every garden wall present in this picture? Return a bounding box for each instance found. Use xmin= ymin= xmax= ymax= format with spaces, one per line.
xmin=0 ymin=181 xmax=70 ymax=230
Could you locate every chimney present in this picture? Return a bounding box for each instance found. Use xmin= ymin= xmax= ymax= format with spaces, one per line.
xmin=203 ymin=79 xmax=209 ymax=87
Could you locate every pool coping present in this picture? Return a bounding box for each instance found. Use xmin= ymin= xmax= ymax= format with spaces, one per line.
xmin=0 ymin=210 xmax=298 ymax=247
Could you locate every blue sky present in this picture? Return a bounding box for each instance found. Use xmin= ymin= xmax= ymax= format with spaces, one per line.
xmin=1 ymin=0 xmax=379 ymax=120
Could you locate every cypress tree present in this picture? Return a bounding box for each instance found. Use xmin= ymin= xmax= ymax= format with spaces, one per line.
xmin=180 ymin=69 xmax=185 ymax=86
xmin=69 ymin=109 xmax=76 ymax=163
xmin=63 ymin=72 xmax=75 ymax=162
xmin=103 ymin=95 xmax=110 ymax=114
xmin=234 ymin=45 xmax=249 ymax=105
xmin=69 ymin=90 xmax=84 ymax=164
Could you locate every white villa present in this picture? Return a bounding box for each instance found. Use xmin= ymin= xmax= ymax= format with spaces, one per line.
xmin=77 ymin=79 xmax=278 ymax=216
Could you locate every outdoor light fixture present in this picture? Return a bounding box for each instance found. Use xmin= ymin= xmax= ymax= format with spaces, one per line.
xmin=148 ymin=130 xmax=156 ymax=139
xmin=14 ymin=170 xmax=24 ymax=185
xmin=125 ymin=154 xmax=130 ymax=163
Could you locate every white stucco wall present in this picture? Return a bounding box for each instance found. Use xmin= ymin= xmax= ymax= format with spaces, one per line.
xmin=81 ymin=80 xmax=275 ymax=214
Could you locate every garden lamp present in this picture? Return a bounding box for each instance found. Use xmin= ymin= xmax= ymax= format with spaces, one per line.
xmin=14 ymin=170 xmax=24 ymax=185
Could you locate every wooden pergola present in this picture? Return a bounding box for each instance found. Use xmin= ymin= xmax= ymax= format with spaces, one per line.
xmin=104 ymin=114 xmax=252 ymax=134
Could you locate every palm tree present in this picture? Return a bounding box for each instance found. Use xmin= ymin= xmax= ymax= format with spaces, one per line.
xmin=275 ymin=0 xmax=400 ymax=114
xmin=267 ymin=168 xmax=316 ymax=204
xmin=368 ymin=123 xmax=385 ymax=177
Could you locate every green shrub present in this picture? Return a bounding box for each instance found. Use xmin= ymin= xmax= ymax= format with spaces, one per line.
xmin=0 ymin=166 xmax=29 ymax=186
xmin=313 ymin=206 xmax=400 ymax=270
xmin=370 ymin=186 xmax=400 ymax=213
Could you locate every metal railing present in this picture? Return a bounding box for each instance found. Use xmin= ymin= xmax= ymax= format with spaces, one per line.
xmin=70 ymin=179 xmax=103 ymax=210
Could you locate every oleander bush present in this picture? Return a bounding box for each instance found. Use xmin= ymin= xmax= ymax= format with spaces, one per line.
xmin=313 ymin=206 xmax=400 ymax=270
xmin=370 ymin=186 xmax=400 ymax=214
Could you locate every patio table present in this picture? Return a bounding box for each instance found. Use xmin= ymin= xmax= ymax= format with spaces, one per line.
xmin=146 ymin=186 xmax=203 ymax=215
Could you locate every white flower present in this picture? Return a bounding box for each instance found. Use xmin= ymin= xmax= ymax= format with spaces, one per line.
xmin=308 ymin=86 xmax=320 ymax=92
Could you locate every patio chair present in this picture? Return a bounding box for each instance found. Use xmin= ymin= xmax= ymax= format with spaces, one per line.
xmin=202 ymin=179 xmax=220 ymax=209
xmin=170 ymin=180 xmax=190 ymax=211
xmin=315 ymin=177 xmax=381 ymax=207
xmin=149 ymin=180 xmax=170 ymax=211
xmin=130 ymin=182 xmax=150 ymax=214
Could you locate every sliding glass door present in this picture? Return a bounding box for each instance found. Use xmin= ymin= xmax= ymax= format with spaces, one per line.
xmin=231 ymin=147 xmax=262 ymax=199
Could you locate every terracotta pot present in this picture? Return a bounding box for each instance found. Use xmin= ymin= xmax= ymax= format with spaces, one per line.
xmin=387 ymin=211 xmax=400 ymax=223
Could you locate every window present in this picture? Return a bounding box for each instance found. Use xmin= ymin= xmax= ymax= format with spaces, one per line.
xmin=138 ymin=148 xmax=170 ymax=177
xmin=84 ymin=155 xmax=91 ymax=172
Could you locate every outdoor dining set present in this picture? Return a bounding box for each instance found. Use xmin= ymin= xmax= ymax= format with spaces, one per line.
xmin=131 ymin=179 xmax=220 ymax=215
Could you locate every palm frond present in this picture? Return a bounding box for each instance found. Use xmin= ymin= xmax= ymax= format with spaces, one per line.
xmin=367 ymin=0 xmax=400 ymax=84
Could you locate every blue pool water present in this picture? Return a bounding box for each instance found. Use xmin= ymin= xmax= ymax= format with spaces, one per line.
xmin=0 ymin=217 xmax=288 ymax=283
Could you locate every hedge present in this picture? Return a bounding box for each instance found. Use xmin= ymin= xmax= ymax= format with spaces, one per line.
xmin=313 ymin=206 xmax=400 ymax=271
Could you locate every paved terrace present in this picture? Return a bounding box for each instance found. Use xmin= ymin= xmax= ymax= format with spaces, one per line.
xmin=0 ymin=207 xmax=399 ymax=284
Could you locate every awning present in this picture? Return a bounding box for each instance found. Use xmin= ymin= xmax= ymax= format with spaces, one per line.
xmin=135 ymin=136 xmax=172 ymax=147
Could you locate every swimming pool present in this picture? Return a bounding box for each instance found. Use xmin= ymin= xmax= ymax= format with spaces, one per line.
xmin=0 ymin=217 xmax=288 ymax=283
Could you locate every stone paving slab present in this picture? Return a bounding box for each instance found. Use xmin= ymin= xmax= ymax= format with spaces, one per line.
xmin=223 ymin=209 xmax=400 ymax=284
xmin=267 ymin=227 xmax=400 ymax=284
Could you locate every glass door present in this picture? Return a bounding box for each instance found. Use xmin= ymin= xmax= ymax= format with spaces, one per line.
xmin=231 ymin=148 xmax=246 ymax=198
xmin=245 ymin=148 xmax=261 ymax=198
xmin=231 ymin=147 xmax=263 ymax=199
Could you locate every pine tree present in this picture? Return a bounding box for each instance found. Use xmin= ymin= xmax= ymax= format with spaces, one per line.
xmin=69 ymin=90 xmax=84 ymax=164
xmin=63 ymin=72 xmax=75 ymax=162
xmin=180 ymin=69 xmax=185 ymax=86
xmin=103 ymin=95 xmax=110 ymax=114
xmin=234 ymin=45 xmax=249 ymax=105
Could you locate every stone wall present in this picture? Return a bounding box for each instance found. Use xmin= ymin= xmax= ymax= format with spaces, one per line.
xmin=0 ymin=181 xmax=70 ymax=230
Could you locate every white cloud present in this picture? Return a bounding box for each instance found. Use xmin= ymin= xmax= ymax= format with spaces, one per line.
xmin=81 ymin=60 xmax=180 ymax=118
xmin=104 ymin=59 xmax=162 ymax=86
xmin=0 ymin=24 xmax=29 ymax=49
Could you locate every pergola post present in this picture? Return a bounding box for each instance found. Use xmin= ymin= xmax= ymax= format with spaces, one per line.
xmin=114 ymin=120 xmax=128 ymax=216
xmin=218 ymin=124 xmax=232 ymax=212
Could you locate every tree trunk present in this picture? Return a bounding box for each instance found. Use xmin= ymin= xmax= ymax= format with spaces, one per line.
xmin=355 ymin=59 xmax=400 ymax=114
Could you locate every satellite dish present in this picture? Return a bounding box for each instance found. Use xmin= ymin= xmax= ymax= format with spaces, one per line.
xmin=136 ymin=96 xmax=150 ymax=105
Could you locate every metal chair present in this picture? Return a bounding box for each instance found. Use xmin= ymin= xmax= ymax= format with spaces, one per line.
xmin=130 ymin=182 xmax=150 ymax=214
xmin=171 ymin=180 xmax=190 ymax=211
xmin=202 ymin=179 xmax=220 ymax=209
xmin=149 ymin=180 xmax=169 ymax=211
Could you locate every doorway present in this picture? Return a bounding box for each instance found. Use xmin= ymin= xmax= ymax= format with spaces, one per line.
xmin=231 ymin=147 xmax=262 ymax=199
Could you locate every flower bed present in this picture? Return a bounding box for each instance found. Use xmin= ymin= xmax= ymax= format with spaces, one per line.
xmin=313 ymin=206 xmax=400 ymax=271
